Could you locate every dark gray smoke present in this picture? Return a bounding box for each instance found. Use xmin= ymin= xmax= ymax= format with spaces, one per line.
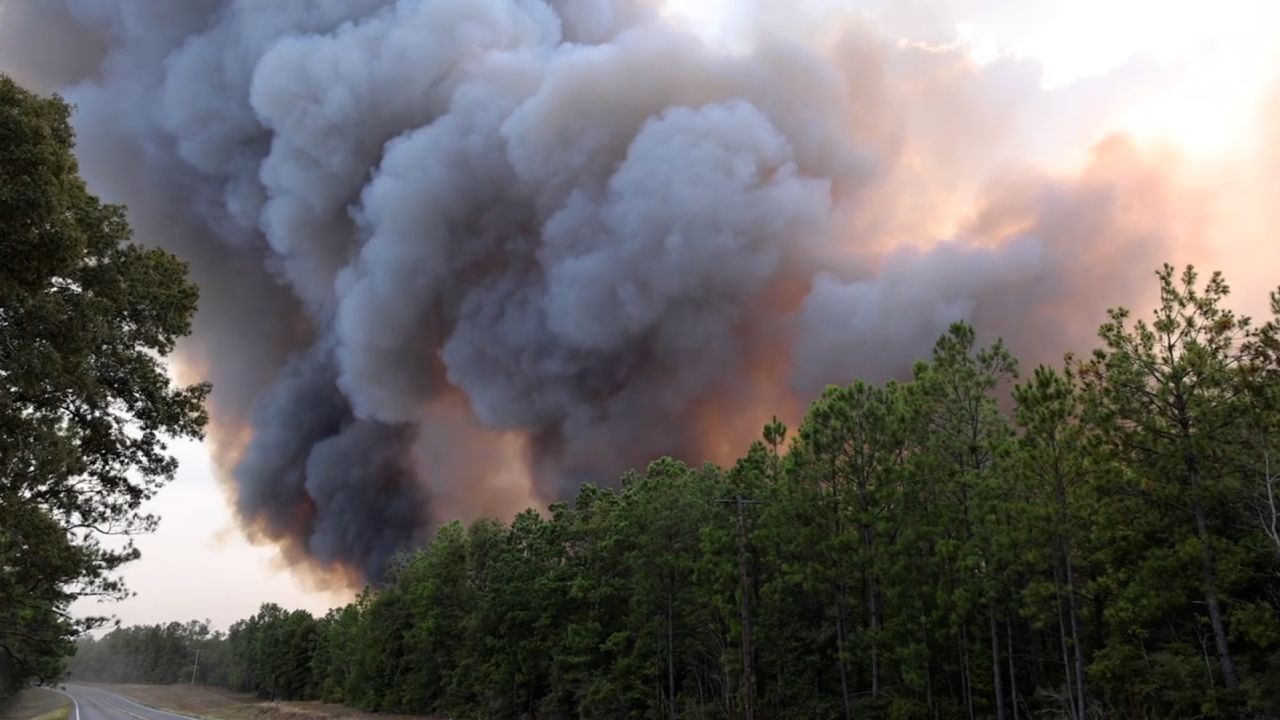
xmin=0 ymin=0 xmax=1198 ymax=579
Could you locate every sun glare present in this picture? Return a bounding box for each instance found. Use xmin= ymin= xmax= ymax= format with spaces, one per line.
xmin=663 ymin=0 xmax=1280 ymax=158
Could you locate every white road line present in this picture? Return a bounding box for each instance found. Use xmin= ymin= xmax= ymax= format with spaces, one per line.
xmin=91 ymin=689 xmax=200 ymax=720
xmin=54 ymin=686 xmax=81 ymax=720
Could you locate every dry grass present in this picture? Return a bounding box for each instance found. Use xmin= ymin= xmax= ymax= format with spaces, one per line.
xmin=27 ymin=707 xmax=70 ymax=720
xmin=0 ymin=688 xmax=71 ymax=720
xmin=84 ymin=685 xmax=444 ymax=720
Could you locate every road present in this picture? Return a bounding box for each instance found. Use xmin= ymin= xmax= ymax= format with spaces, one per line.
xmin=59 ymin=686 xmax=198 ymax=720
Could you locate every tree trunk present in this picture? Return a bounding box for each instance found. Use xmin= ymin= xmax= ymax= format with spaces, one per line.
xmin=733 ymin=499 xmax=758 ymax=720
xmin=1057 ymin=608 xmax=1076 ymax=720
xmin=1198 ymin=630 xmax=1216 ymax=687
xmin=864 ymin=525 xmax=882 ymax=698
xmin=667 ymin=588 xmax=677 ymax=720
xmin=1005 ymin=613 xmax=1019 ymax=720
xmin=1054 ymin=565 xmax=1077 ymax=720
xmin=1180 ymin=411 xmax=1238 ymax=688
xmin=835 ymin=598 xmax=853 ymax=720
xmin=509 ymin=654 xmax=518 ymax=716
xmin=1063 ymin=549 xmax=1088 ymax=719
xmin=1191 ymin=495 xmax=1239 ymax=688
xmin=924 ymin=628 xmax=936 ymax=720
xmin=961 ymin=625 xmax=975 ymax=720
xmin=1260 ymin=446 xmax=1280 ymax=559
xmin=858 ymin=468 xmax=881 ymax=701
xmin=926 ymin=646 xmax=936 ymax=720
xmin=989 ymin=604 xmax=1006 ymax=720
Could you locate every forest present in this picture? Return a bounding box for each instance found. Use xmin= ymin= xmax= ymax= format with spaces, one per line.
xmin=71 ymin=265 xmax=1280 ymax=719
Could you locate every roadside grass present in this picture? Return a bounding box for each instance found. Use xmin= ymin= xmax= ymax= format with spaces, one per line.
xmin=28 ymin=707 xmax=70 ymax=720
xmin=0 ymin=688 xmax=71 ymax=720
xmin=87 ymin=685 xmax=446 ymax=720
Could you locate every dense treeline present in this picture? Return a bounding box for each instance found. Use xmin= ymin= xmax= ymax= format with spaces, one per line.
xmin=73 ymin=266 xmax=1280 ymax=719
xmin=69 ymin=621 xmax=228 ymax=687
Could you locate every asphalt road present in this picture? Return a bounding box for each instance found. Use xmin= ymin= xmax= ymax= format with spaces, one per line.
xmin=59 ymin=686 xmax=197 ymax=720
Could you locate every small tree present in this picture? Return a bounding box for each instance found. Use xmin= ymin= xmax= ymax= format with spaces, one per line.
xmin=1011 ymin=366 xmax=1093 ymax=719
xmin=910 ymin=322 xmax=1018 ymax=720
xmin=1080 ymin=264 xmax=1253 ymax=689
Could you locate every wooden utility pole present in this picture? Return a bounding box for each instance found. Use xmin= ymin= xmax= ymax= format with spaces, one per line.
xmin=190 ymin=647 xmax=200 ymax=685
xmin=719 ymin=495 xmax=760 ymax=720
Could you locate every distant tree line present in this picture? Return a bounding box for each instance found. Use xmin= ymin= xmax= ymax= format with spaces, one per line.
xmin=72 ymin=266 xmax=1280 ymax=719
xmin=70 ymin=621 xmax=227 ymax=687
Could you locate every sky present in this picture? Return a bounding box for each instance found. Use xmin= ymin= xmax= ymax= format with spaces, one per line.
xmin=48 ymin=0 xmax=1280 ymax=629
xmin=70 ymin=437 xmax=354 ymax=630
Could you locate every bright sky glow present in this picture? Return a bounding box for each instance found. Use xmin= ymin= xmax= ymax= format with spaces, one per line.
xmin=663 ymin=0 xmax=1280 ymax=157
xmin=70 ymin=437 xmax=352 ymax=631
xmin=954 ymin=0 xmax=1280 ymax=156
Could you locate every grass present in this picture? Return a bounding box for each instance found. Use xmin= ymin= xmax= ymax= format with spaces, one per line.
xmin=27 ymin=707 xmax=69 ymax=720
xmin=0 ymin=688 xmax=71 ymax=720
xmin=87 ymin=685 xmax=446 ymax=720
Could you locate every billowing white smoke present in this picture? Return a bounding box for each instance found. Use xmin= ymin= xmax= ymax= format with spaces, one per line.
xmin=0 ymin=0 xmax=1199 ymax=578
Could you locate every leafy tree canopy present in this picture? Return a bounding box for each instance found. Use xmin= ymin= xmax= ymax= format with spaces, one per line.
xmin=0 ymin=73 xmax=208 ymax=693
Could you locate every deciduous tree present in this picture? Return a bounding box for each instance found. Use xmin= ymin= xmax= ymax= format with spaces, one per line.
xmin=0 ymin=74 xmax=207 ymax=693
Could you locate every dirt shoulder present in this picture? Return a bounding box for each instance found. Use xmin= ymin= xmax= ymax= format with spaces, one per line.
xmin=0 ymin=688 xmax=71 ymax=720
xmin=80 ymin=684 xmax=443 ymax=720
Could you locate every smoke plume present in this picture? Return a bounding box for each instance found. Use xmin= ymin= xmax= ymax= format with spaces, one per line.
xmin=0 ymin=0 xmax=1244 ymax=579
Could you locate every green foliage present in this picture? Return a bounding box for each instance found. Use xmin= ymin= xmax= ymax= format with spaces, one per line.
xmin=67 ymin=266 xmax=1280 ymax=719
xmin=0 ymin=74 xmax=208 ymax=695
xmin=224 ymin=604 xmax=320 ymax=700
xmin=69 ymin=621 xmax=218 ymax=686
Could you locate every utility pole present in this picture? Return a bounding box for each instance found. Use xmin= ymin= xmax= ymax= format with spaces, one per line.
xmin=190 ymin=647 xmax=200 ymax=685
xmin=718 ymin=494 xmax=760 ymax=720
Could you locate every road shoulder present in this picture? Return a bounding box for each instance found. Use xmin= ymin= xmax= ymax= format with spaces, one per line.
xmin=0 ymin=688 xmax=72 ymax=720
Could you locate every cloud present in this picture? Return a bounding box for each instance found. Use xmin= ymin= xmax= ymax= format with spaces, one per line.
xmin=0 ymin=0 xmax=1249 ymax=580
